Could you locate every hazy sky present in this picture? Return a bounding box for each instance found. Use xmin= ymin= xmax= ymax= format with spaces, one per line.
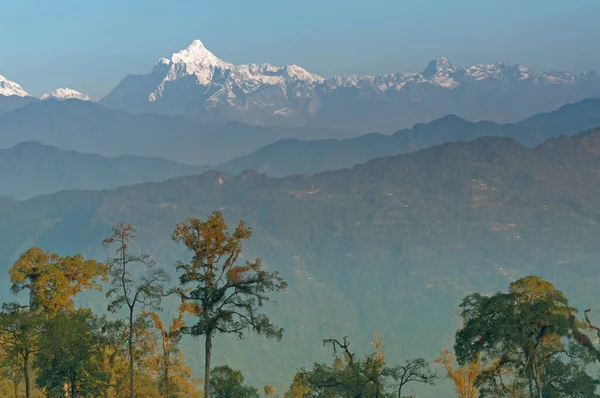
xmin=2 ymin=0 xmax=599 ymax=98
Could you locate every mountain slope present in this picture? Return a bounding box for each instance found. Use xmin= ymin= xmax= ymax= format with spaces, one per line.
xmin=218 ymin=98 xmax=600 ymax=176
xmin=100 ymin=40 xmax=600 ymax=132
xmin=0 ymin=99 xmax=352 ymax=164
xmin=1 ymin=131 xmax=600 ymax=394
xmin=0 ymin=74 xmax=30 ymax=97
xmin=0 ymin=141 xmax=208 ymax=199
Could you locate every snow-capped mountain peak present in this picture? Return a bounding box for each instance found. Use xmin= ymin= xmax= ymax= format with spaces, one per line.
xmin=148 ymin=39 xmax=324 ymax=103
xmin=41 ymin=88 xmax=93 ymax=101
xmin=0 ymin=75 xmax=30 ymax=97
xmin=421 ymin=57 xmax=457 ymax=78
xmin=171 ymin=39 xmax=231 ymax=70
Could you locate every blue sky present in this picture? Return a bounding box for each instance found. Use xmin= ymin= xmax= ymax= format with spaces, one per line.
xmin=2 ymin=0 xmax=599 ymax=98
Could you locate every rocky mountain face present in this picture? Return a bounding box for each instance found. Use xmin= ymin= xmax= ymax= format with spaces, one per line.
xmin=100 ymin=40 xmax=600 ymax=133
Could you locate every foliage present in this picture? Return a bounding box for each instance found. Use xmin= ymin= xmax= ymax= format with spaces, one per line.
xmin=35 ymin=309 xmax=108 ymax=398
xmin=103 ymin=222 xmax=169 ymax=398
xmin=145 ymin=310 xmax=199 ymax=397
xmin=434 ymin=349 xmax=480 ymax=398
xmin=0 ymin=305 xmax=40 ymax=398
xmin=9 ymin=247 xmax=107 ymax=313
xmin=210 ymin=365 xmax=260 ymax=398
xmin=454 ymin=276 xmax=598 ymax=397
xmin=172 ymin=211 xmax=287 ymax=397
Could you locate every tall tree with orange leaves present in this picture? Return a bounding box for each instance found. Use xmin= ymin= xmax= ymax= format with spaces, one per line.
xmin=171 ymin=211 xmax=287 ymax=398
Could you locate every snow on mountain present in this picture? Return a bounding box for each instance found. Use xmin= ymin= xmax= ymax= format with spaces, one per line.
xmin=100 ymin=40 xmax=600 ymax=132
xmin=148 ymin=39 xmax=323 ymax=104
xmin=0 ymin=75 xmax=30 ymax=97
xmin=41 ymin=88 xmax=94 ymax=101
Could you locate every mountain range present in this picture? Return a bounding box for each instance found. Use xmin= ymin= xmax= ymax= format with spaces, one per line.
xmin=1 ymin=130 xmax=600 ymax=395
xmin=100 ymin=40 xmax=600 ymax=132
xmin=218 ymin=98 xmax=600 ymax=176
xmin=3 ymin=40 xmax=600 ymax=133
xmin=0 ymin=98 xmax=598 ymax=201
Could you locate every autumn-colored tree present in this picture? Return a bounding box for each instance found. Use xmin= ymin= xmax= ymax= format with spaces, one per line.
xmin=9 ymin=246 xmax=107 ymax=314
xmin=145 ymin=310 xmax=199 ymax=397
xmin=435 ymin=349 xmax=480 ymax=398
xmin=264 ymin=385 xmax=277 ymax=398
xmin=284 ymin=373 xmax=311 ymax=398
xmin=171 ymin=211 xmax=287 ymax=398
xmin=103 ymin=223 xmax=169 ymax=398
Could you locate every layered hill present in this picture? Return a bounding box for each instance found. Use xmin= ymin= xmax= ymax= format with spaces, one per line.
xmin=0 ymin=99 xmax=351 ymax=165
xmin=101 ymin=39 xmax=600 ymax=132
xmin=218 ymin=98 xmax=600 ymax=176
xmin=1 ymin=130 xmax=600 ymax=394
xmin=0 ymin=141 xmax=207 ymax=199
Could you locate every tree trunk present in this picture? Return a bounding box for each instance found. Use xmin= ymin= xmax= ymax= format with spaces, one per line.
xmin=12 ymin=380 xmax=17 ymax=398
xmin=163 ymin=341 xmax=169 ymax=398
xmin=71 ymin=377 xmax=80 ymax=398
xmin=129 ymin=309 xmax=135 ymax=398
xmin=398 ymin=384 xmax=402 ymax=398
xmin=204 ymin=333 xmax=212 ymax=398
xmin=24 ymin=352 xmax=31 ymax=398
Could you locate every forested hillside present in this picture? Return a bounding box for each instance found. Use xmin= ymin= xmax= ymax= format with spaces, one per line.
xmin=2 ymin=130 xmax=600 ymax=395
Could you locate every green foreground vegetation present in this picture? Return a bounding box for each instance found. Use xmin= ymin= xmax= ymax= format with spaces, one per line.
xmin=2 ymin=211 xmax=600 ymax=397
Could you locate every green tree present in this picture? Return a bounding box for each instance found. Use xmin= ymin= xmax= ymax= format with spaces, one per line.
xmin=35 ymin=309 xmax=108 ymax=398
xmin=103 ymin=222 xmax=169 ymax=398
xmin=171 ymin=211 xmax=287 ymax=398
xmin=387 ymin=358 xmax=437 ymax=398
xmin=0 ymin=305 xmax=40 ymax=398
xmin=210 ymin=365 xmax=260 ymax=398
xmin=454 ymin=276 xmax=588 ymax=398
xmin=302 ymin=336 xmax=403 ymax=398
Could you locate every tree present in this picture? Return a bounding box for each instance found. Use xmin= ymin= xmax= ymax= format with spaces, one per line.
xmin=0 ymin=305 xmax=40 ymax=398
xmin=103 ymin=222 xmax=169 ymax=398
xmin=35 ymin=309 xmax=108 ymax=398
xmin=387 ymin=358 xmax=437 ymax=398
xmin=453 ymin=276 xmax=584 ymax=398
xmin=302 ymin=335 xmax=408 ymax=398
xmin=145 ymin=310 xmax=199 ymax=397
xmin=9 ymin=246 xmax=107 ymax=313
xmin=434 ymin=349 xmax=480 ymax=398
xmin=210 ymin=365 xmax=260 ymax=398
xmin=171 ymin=211 xmax=288 ymax=398
xmin=285 ymin=373 xmax=311 ymax=398
xmin=0 ymin=327 xmax=25 ymax=398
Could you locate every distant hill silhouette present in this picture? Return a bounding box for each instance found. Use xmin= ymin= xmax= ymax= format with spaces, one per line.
xmin=218 ymin=98 xmax=600 ymax=176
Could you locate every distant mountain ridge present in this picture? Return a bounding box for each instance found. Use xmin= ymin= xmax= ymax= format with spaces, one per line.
xmin=100 ymin=39 xmax=600 ymax=132
xmin=0 ymin=141 xmax=207 ymax=199
xmin=0 ymin=99 xmax=352 ymax=165
xmin=217 ymin=98 xmax=600 ymax=177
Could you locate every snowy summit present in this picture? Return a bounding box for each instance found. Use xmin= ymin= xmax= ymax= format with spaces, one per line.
xmin=0 ymin=75 xmax=30 ymax=97
xmin=41 ymin=88 xmax=94 ymax=102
